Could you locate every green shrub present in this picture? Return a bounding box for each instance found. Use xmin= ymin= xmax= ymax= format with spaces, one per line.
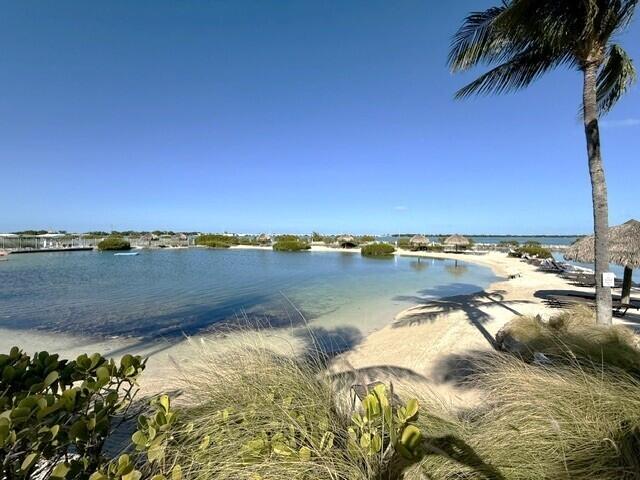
xmin=0 ymin=347 xmax=145 ymax=479
xmin=97 ymin=237 xmax=131 ymax=251
xmin=510 ymin=243 xmax=552 ymax=259
xmin=273 ymin=238 xmax=311 ymax=252
xmin=396 ymin=238 xmax=411 ymax=249
xmin=237 ymin=238 xmax=260 ymax=246
xmin=361 ymin=243 xmax=395 ymax=257
xmin=196 ymin=234 xmax=239 ymax=249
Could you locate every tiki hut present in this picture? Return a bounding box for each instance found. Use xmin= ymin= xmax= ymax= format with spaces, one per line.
xmin=257 ymin=233 xmax=272 ymax=245
xmin=444 ymin=234 xmax=471 ymax=252
xmin=565 ymin=219 xmax=640 ymax=304
xmin=409 ymin=235 xmax=430 ymax=251
xmin=337 ymin=235 xmax=358 ymax=249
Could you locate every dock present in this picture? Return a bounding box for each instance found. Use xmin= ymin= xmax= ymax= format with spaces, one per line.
xmin=8 ymin=247 xmax=94 ymax=254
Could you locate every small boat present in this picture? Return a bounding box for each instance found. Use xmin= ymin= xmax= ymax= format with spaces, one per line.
xmin=0 ymin=250 xmax=8 ymax=261
xmin=114 ymin=252 xmax=139 ymax=256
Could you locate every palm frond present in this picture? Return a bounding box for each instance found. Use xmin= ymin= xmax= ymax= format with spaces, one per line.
xmin=448 ymin=6 xmax=509 ymax=72
xmin=597 ymin=44 xmax=637 ymax=114
xmin=601 ymin=0 xmax=639 ymax=37
xmin=454 ymin=48 xmax=568 ymax=99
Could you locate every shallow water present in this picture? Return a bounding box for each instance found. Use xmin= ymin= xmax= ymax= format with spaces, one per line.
xmin=0 ymin=249 xmax=496 ymax=340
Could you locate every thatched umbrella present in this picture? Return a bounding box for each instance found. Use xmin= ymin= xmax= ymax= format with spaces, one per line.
xmin=565 ymin=219 xmax=640 ymax=304
xmin=337 ymin=235 xmax=357 ymax=248
xmin=444 ymin=234 xmax=471 ymax=252
xmin=409 ymin=235 xmax=430 ymax=250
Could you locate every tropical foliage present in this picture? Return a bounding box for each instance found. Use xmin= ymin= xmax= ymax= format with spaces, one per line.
xmin=361 ymin=243 xmax=396 ymax=257
xmin=0 ymin=348 xmax=145 ymax=479
xmin=509 ymin=243 xmax=552 ymax=259
xmin=195 ymin=235 xmax=238 ymax=249
xmin=97 ymin=237 xmax=131 ymax=251
xmin=273 ymin=236 xmax=311 ymax=252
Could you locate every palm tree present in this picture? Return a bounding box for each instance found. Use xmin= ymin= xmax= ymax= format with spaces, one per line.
xmin=449 ymin=0 xmax=637 ymax=325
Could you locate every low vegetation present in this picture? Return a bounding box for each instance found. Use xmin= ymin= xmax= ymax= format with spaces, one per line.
xmin=419 ymin=353 xmax=640 ymax=479
xmin=509 ymin=242 xmax=552 ymax=259
xmin=144 ymin=343 xmax=427 ymax=480
xmin=273 ymin=236 xmax=311 ymax=252
xmin=420 ymin=307 xmax=640 ymax=479
xmin=0 ymin=347 xmax=163 ymax=479
xmin=4 ymin=307 xmax=640 ymax=479
xmin=97 ymin=237 xmax=131 ymax=251
xmin=196 ymin=234 xmax=238 ymax=249
xmin=361 ymin=243 xmax=395 ymax=257
xmin=497 ymin=306 xmax=640 ymax=373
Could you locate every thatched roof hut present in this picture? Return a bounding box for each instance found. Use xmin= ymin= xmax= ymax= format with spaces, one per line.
xmin=337 ymin=235 xmax=358 ymax=248
xmin=565 ymin=219 xmax=640 ymax=303
xmin=257 ymin=233 xmax=272 ymax=244
xmin=409 ymin=235 xmax=430 ymax=250
xmin=444 ymin=234 xmax=471 ymax=246
xmin=444 ymin=234 xmax=471 ymax=252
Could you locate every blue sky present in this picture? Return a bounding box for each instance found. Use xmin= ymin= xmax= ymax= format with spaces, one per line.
xmin=1 ymin=1 xmax=639 ymax=235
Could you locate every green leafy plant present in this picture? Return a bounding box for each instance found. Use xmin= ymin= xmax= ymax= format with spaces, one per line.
xmin=273 ymin=237 xmax=311 ymax=252
xmin=510 ymin=243 xmax=552 ymax=259
xmin=97 ymin=237 xmax=131 ymax=251
xmin=92 ymin=395 xmax=181 ymax=480
xmin=0 ymin=347 xmax=145 ymax=479
xmin=349 ymin=384 xmax=422 ymax=459
xmin=361 ymin=243 xmax=395 ymax=257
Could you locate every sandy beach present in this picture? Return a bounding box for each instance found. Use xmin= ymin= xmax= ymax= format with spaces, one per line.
xmin=3 ymin=247 xmax=635 ymax=405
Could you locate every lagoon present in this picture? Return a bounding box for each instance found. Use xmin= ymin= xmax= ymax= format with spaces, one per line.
xmin=0 ymin=248 xmax=497 ymax=346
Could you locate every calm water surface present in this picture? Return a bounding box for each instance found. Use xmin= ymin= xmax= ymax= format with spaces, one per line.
xmin=0 ymin=249 xmax=496 ymax=340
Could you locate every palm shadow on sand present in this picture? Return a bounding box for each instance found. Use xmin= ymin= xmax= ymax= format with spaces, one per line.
xmin=392 ymin=287 xmax=532 ymax=349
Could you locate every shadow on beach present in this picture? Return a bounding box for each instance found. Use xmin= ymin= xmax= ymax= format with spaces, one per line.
xmin=392 ymin=287 xmax=532 ymax=349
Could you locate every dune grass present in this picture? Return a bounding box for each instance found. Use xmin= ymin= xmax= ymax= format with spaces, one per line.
xmin=418 ymin=351 xmax=640 ymax=479
xmin=142 ymin=308 xmax=640 ymax=480
xmin=418 ymin=307 xmax=640 ymax=479
xmin=497 ymin=306 xmax=640 ymax=373
xmin=154 ymin=341 xmax=372 ymax=480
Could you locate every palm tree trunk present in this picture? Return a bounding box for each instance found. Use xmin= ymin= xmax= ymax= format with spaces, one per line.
xmin=582 ymin=62 xmax=612 ymax=326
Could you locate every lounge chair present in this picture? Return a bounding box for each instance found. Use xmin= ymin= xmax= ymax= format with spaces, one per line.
xmin=546 ymin=292 xmax=640 ymax=317
xmin=538 ymin=259 xmax=566 ymax=273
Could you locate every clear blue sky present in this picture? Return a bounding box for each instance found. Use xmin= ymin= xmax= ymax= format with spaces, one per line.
xmin=1 ymin=1 xmax=639 ymax=235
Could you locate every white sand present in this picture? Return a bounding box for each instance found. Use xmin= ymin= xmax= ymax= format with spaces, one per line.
xmin=329 ymin=250 xmax=637 ymax=409
xmin=4 ymin=247 xmax=635 ymax=406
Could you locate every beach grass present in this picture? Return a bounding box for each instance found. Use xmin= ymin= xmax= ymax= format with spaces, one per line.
xmin=154 ymin=338 xmax=371 ymax=479
xmin=417 ymin=350 xmax=640 ymax=479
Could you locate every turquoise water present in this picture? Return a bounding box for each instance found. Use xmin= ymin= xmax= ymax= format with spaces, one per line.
xmin=0 ymin=249 xmax=496 ymax=340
